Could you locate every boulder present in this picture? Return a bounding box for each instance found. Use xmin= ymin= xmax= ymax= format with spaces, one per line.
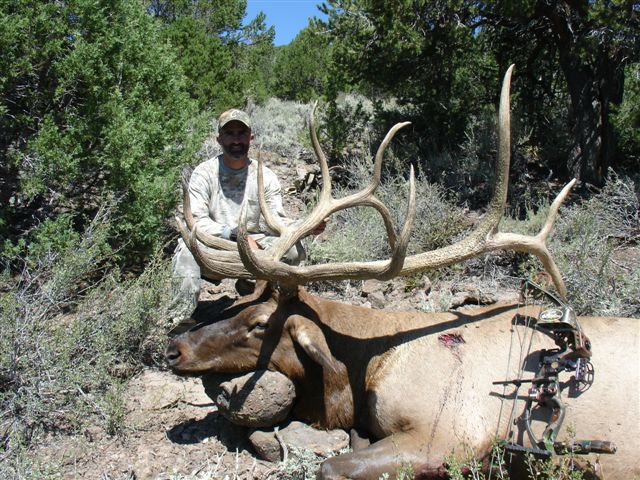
xmin=202 ymin=370 xmax=296 ymax=428
xmin=249 ymin=421 xmax=350 ymax=463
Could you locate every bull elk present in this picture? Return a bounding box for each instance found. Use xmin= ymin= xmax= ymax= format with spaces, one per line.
xmin=168 ymin=66 xmax=640 ymax=479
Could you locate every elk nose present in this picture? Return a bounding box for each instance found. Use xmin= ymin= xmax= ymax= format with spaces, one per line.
xmin=165 ymin=340 xmax=182 ymax=366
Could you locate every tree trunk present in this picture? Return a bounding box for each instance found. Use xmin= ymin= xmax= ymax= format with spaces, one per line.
xmin=542 ymin=1 xmax=626 ymax=186
xmin=559 ymin=52 xmax=620 ymax=186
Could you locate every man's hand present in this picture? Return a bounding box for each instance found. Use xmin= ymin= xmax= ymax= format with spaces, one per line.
xmin=229 ymin=227 xmax=261 ymax=250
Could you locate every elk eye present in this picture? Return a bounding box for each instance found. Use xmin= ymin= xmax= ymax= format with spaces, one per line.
xmin=249 ymin=317 xmax=269 ymax=331
xmin=249 ymin=314 xmax=269 ymax=332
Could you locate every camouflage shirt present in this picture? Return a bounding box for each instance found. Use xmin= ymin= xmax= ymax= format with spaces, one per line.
xmin=188 ymin=155 xmax=288 ymax=239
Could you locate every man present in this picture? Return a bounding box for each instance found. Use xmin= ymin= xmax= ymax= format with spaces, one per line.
xmin=171 ymin=108 xmax=315 ymax=318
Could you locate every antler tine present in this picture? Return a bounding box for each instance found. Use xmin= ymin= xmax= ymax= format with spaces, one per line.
xmin=397 ymin=64 xmax=574 ymax=299
xmin=383 ymin=165 xmax=417 ymax=278
xmin=309 ymin=101 xmax=332 ymax=202
xmin=365 ymin=121 xmax=412 ymax=197
xmin=181 ymin=168 xmax=195 ymax=230
xmin=236 ymin=166 xmax=417 ymax=287
xmin=256 ymin=151 xmax=285 ymax=235
xmin=539 ymin=179 xmax=576 ymax=240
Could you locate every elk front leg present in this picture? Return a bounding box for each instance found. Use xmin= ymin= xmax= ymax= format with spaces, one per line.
xmin=317 ymin=431 xmax=447 ymax=480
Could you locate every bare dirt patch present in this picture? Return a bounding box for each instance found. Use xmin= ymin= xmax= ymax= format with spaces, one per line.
xmin=34 ymin=369 xmax=275 ymax=479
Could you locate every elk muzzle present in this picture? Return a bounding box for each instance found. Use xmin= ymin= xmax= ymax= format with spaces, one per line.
xmin=165 ymin=337 xmax=190 ymax=370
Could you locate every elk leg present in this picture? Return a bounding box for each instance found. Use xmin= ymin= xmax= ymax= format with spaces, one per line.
xmin=317 ymin=431 xmax=445 ymax=480
xmin=349 ymin=428 xmax=371 ymax=452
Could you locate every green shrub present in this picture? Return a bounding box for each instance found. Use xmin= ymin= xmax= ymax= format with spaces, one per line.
xmin=1 ymin=0 xmax=206 ymax=263
xmin=552 ymin=173 xmax=639 ymax=316
xmin=0 ymin=207 xmax=175 ymax=475
xmin=250 ymin=98 xmax=311 ymax=159
xmin=322 ymin=93 xmax=376 ymax=161
xmin=443 ymin=442 xmax=589 ymax=480
xmin=271 ymin=23 xmax=332 ymax=103
xmin=276 ymin=446 xmax=325 ymax=480
xmin=612 ymin=63 xmax=640 ymax=174
xmin=500 ymin=172 xmax=639 ymax=316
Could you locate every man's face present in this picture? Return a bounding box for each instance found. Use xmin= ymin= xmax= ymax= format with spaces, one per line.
xmin=217 ymin=121 xmax=253 ymax=160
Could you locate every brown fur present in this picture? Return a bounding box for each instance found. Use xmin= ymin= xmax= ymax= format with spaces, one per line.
xmin=166 ymin=283 xmax=640 ymax=479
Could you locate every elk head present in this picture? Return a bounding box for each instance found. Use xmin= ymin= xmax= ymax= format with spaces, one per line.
xmin=166 ymin=281 xmax=354 ymax=426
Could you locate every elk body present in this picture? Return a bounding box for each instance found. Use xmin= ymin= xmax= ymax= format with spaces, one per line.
xmin=167 ymin=284 xmax=639 ymax=479
xmin=168 ymin=67 xmax=640 ymax=479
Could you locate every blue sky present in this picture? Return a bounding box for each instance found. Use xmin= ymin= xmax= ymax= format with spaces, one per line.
xmin=245 ymin=1 xmax=327 ymax=46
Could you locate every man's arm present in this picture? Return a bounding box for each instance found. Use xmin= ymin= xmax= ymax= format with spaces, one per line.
xmin=188 ymin=162 xmax=230 ymax=238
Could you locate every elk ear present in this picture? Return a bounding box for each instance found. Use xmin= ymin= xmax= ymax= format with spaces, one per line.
xmin=286 ymin=314 xmax=341 ymax=374
xmin=286 ymin=314 xmax=354 ymax=428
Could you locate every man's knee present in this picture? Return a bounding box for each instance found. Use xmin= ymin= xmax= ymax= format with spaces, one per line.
xmin=170 ymin=240 xmax=203 ymax=319
xmin=172 ymin=239 xmax=202 ymax=278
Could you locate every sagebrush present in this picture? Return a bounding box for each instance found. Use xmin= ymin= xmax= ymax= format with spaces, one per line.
xmin=0 ymin=207 xmax=175 ymax=478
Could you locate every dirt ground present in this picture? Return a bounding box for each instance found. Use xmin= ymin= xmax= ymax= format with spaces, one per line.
xmin=33 ymin=367 xmax=279 ymax=479
xmin=33 ymin=279 xmax=291 ymax=479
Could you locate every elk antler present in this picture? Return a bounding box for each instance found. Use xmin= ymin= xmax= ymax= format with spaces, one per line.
xmin=178 ymin=109 xmax=416 ymax=287
xmin=177 ymin=65 xmax=575 ymax=298
xmin=396 ymin=65 xmax=575 ymax=298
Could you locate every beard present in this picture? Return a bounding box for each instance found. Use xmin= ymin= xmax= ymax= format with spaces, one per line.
xmin=222 ymin=143 xmax=250 ymax=159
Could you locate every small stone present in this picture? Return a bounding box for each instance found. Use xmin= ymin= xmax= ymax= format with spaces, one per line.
xmin=361 ymin=279 xmax=387 ymax=297
xmin=368 ymin=291 xmax=386 ymax=309
xmin=449 ymin=283 xmax=499 ymax=308
xmin=249 ymin=421 xmax=350 ymax=462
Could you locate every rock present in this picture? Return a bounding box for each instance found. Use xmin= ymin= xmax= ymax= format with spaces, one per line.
xmin=249 ymin=421 xmax=350 ymax=463
xmin=202 ymin=371 xmax=296 ymax=428
xmin=368 ymin=291 xmax=386 ymax=309
xmin=128 ymin=369 xmax=212 ymax=412
xmin=361 ymin=279 xmax=388 ymax=297
xmin=450 ymin=283 xmax=499 ymax=309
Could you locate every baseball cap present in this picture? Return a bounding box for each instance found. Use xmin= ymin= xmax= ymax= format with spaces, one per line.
xmin=218 ymin=109 xmax=251 ymax=131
